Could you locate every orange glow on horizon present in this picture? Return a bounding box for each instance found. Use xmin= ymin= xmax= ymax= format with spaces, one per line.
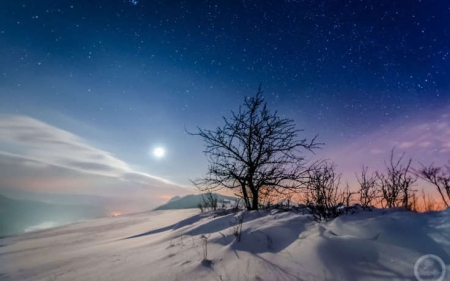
xmin=111 ymin=212 xmax=122 ymax=217
xmin=220 ymin=185 xmax=448 ymax=213
xmin=159 ymin=195 xmax=173 ymax=200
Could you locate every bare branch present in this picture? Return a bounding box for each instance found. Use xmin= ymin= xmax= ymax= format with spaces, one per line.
xmin=189 ymin=87 xmax=321 ymax=210
xmin=416 ymin=163 xmax=450 ymax=207
xmin=376 ymin=149 xmax=417 ymax=210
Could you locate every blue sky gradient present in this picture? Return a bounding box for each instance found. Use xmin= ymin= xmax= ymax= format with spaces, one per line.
xmin=0 ymin=0 xmax=449 ymax=212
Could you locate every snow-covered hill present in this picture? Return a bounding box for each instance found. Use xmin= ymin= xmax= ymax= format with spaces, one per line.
xmin=0 ymin=208 xmax=449 ymax=281
xmin=154 ymin=194 xmax=237 ymax=211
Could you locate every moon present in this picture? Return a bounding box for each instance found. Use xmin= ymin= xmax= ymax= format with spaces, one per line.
xmin=153 ymin=147 xmax=165 ymax=158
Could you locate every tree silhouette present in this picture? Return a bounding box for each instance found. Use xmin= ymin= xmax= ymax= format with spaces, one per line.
xmin=376 ymin=149 xmax=417 ymax=209
xmin=191 ymin=87 xmax=320 ymax=210
xmin=305 ymin=161 xmax=343 ymax=220
xmin=417 ymin=163 xmax=450 ymax=207
xmin=356 ymin=166 xmax=379 ymax=210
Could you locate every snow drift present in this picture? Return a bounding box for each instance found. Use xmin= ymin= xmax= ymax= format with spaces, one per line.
xmin=0 ymin=208 xmax=449 ymax=281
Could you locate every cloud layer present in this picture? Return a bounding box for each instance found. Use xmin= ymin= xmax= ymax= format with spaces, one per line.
xmin=0 ymin=115 xmax=192 ymax=211
xmin=0 ymin=115 xmax=184 ymax=183
xmin=0 ymin=115 xmax=132 ymax=176
xmin=327 ymin=109 xmax=450 ymax=186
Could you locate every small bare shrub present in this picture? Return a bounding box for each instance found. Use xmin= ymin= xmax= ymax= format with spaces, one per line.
xmin=340 ymin=183 xmax=356 ymax=214
xmin=357 ymin=166 xmax=379 ymax=210
xmin=417 ymin=163 xmax=450 ymax=207
xmin=305 ymin=162 xmax=343 ymax=221
xmin=232 ymin=212 xmax=245 ymax=242
xmin=199 ymin=191 xmax=219 ymax=212
xmin=377 ymin=149 xmax=417 ymax=210
xmin=205 ymin=191 xmax=219 ymax=211
xmin=197 ymin=202 xmax=204 ymax=213
xmin=200 ymin=234 xmax=210 ymax=261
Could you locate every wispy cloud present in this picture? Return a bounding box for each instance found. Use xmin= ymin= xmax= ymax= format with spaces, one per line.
xmin=391 ymin=119 xmax=450 ymax=154
xmin=326 ymin=107 xmax=450 ymax=185
xmin=0 ymin=115 xmax=191 ymax=191
xmin=0 ymin=115 xmax=130 ymax=177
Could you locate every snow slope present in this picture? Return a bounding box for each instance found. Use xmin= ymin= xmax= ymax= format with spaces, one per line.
xmin=0 ymin=208 xmax=449 ymax=281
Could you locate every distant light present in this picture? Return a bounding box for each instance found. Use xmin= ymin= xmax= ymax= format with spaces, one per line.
xmin=111 ymin=212 xmax=122 ymax=217
xmin=154 ymin=147 xmax=165 ymax=158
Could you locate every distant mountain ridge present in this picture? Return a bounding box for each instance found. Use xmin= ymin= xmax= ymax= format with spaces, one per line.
xmin=167 ymin=196 xmax=181 ymax=203
xmin=154 ymin=193 xmax=236 ymax=211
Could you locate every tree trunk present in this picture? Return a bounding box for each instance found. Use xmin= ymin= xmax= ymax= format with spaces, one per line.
xmin=251 ymin=190 xmax=259 ymax=210
xmin=241 ymin=183 xmax=251 ymax=210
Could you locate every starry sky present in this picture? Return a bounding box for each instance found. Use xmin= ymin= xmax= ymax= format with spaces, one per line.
xmin=0 ymin=0 xmax=449 ymax=212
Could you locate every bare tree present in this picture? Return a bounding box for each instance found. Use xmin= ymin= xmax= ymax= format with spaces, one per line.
xmin=197 ymin=202 xmax=205 ymax=213
xmin=340 ymin=182 xmax=356 ymax=214
xmin=376 ymin=149 xmax=417 ymax=209
xmin=190 ymin=87 xmax=320 ymax=210
xmin=417 ymin=163 xmax=450 ymax=207
xmin=356 ymin=166 xmax=379 ymax=210
xmin=305 ymin=162 xmax=343 ymax=220
xmin=201 ymin=191 xmax=218 ymax=211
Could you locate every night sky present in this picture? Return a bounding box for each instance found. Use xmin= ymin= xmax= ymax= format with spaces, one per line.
xmin=0 ymin=0 xmax=449 ymax=212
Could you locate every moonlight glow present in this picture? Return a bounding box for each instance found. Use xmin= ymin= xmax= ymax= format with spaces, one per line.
xmin=153 ymin=147 xmax=165 ymax=158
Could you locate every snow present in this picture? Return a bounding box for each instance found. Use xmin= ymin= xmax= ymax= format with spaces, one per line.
xmin=0 ymin=208 xmax=449 ymax=281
